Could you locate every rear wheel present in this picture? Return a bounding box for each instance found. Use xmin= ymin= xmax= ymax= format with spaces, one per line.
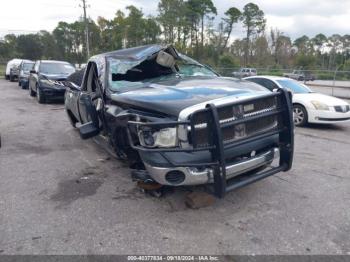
xmin=18 ymin=80 xmax=21 ymax=87
xmin=293 ymin=104 xmax=308 ymax=126
xmin=36 ymin=86 xmax=45 ymax=104
xmin=9 ymin=73 xmax=14 ymax=82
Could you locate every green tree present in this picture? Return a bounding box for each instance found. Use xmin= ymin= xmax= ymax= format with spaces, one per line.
xmin=0 ymin=34 xmax=17 ymax=60
xmin=158 ymin=0 xmax=181 ymax=43
xmin=39 ymin=30 xmax=58 ymax=60
xmin=16 ymin=34 xmax=43 ymax=60
xmin=221 ymin=7 xmax=241 ymax=53
xmin=270 ymin=29 xmax=292 ymax=66
xmin=97 ymin=16 xmax=115 ymax=52
xmin=144 ymin=17 xmax=161 ymax=44
xmin=311 ymin=33 xmax=327 ymax=68
xmin=125 ymin=5 xmax=145 ymax=47
xmin=187 ymin=0 xmax=217 ymax=50
xmin=241 ymin=3 xmax=266 ymax=65
xmin=53 ymin=21 xmax=74 ymax=61
xmin=111 ymin=10 xmax=127 ymax=50
xmin=296 ymin=54 xmax=316 ymax=69
xmin=293 ymin=35 xmax=311 ymax=54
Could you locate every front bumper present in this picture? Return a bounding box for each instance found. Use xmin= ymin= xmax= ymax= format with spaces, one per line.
xmin=19 ymin=77 xmax=29 ymax=88
xmin=10 ymin=70 xmax=19 ymax=77
xmin=144 ymin=147 xmax=279 ymax=186
xmin=127 ymin=90 xmax=294 ymax=198
xmin=41 ymin=87 xmax=66 ymax=99
xmin=307 ymin=108 xmax=350 ymax=124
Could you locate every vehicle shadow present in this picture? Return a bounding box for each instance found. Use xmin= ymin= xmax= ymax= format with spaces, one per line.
xmin=299 ymin=123 xmax=348 ymax=131
xmin=44 ymin=100 xmax=65 ymax=105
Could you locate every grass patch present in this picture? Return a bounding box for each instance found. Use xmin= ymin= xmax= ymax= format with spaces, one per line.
xmin=0 ymin=64 xmax=6 ymax=79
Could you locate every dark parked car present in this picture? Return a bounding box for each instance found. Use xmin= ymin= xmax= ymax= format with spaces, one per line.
xmin=18 ymin=60 xmax=34 ymax=89
xmin=63 ymin=45 xmax=294 ymax=198
xmin=29 ymin=60 xmax=75 ymax=103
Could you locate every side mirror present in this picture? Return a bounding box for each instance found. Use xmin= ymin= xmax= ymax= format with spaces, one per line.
xmin=30 ymin=70 xmax=36 ymax=74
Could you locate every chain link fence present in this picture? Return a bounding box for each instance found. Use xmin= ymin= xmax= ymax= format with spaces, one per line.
xmin=214 ymin=67 xmax=350 ymax=99
xmin=1 ymin=60 xmax=350 ymax=98
xmin=214 ymin=67 xmax=350 ymax=81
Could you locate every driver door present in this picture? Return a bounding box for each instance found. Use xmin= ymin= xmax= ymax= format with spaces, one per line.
xmin=78 ymin=63 xmax=105 ymax=139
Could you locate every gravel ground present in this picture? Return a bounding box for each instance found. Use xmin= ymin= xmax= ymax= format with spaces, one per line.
xmin=0 ymin=79 xmax=350 ymax=255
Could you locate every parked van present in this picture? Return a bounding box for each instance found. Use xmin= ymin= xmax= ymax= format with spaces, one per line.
xmin=5 ymin=59 xmax=23 ymax=81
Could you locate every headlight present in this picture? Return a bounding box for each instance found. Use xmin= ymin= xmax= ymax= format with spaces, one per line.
xmin=40 ymin=79 xmax=54 ymax=86
xmin=138 ymin=127 xmax=177 ymax=148
xmin=311 ymin=100 xmax=329 ymax=111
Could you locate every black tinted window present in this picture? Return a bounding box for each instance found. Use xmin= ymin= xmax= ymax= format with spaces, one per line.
xmin=247 ymin=78 xmax=264 ymax=85
xmin=261 ymin=79 xmax=279 ymax=91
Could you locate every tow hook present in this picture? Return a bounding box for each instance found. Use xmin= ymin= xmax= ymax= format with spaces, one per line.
xmin=131 ymin=170 xmax=164 ymax=197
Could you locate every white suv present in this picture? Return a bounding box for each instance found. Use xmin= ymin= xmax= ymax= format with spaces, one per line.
xmin=5 ymin=59 xmax=22 ymax=81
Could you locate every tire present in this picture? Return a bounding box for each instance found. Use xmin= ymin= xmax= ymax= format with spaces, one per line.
xmin=18 ymin=80 xmax=21 ymax=87
xmin=293 ymin=104 xmax=308 ymax=127
xmin=36 ymin=86 xmax=45 ymax=104
xmin=9 ymin=73 xmax=14 ymax=82
xmin=29 ymin=84 xmax=36 ymax=97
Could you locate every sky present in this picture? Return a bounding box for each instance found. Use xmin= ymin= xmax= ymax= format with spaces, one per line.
xmin=0 ymin=0 xmax=350 ymax=40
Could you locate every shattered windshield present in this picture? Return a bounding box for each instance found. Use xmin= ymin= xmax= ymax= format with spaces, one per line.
xmin=107 ymin=52 xmax=217 ymax=92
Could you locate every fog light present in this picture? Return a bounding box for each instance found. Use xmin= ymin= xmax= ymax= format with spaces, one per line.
xmin=165 ymin=170 xmax=185 ymax=185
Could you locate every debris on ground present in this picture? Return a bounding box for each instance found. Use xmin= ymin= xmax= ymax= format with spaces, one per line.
xmin=185 ymin=191 xmax=216 ymax=209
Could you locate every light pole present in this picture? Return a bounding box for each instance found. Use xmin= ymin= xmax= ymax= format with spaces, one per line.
xmin=81 ymin=0 xmax=90 ymax=59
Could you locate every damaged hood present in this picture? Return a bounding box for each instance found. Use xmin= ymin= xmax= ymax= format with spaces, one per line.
xmin=110 ymin=76 xmax=269 ymax=117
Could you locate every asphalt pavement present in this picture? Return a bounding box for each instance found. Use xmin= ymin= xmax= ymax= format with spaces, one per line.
xmin=0 ymin=79 xmax=350 ymax=255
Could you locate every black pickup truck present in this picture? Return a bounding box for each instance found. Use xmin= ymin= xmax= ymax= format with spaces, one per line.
xmin=63 ymin=45 xmax=294 ymax=198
